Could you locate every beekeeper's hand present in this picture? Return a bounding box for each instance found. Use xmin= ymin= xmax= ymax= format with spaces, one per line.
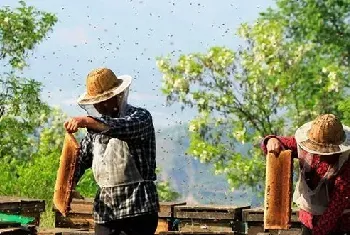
xmin=64 ymin=117 xmax=85 ymax=133
xmin=266 ymin=138 xmax=282 ymax=155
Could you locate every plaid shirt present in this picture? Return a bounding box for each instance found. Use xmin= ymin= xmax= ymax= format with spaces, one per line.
xmin=74 ymin=105 xmax=159 ymax=224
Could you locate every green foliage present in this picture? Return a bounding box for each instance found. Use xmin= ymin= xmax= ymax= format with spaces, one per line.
xmin=0 ymin=108 xmax=72 ymax=228
xmin=338 ymin=99 xmax=350 ymax=126
xmin=156 ymin=0 xmax=350 ymax=192
xmin=0 ymin=108 xmax=93 ymax=201
xmin=155 ymin=168 xmax=180 ymax=202
xmin=0 ymin=1 xmax=59 ymax=203
xmin=76 ymin=170 xmax=98 ymax=198
xmin=0 ymin=108 xmax=65 ymax=200
xmin=0 ymin=1 xmax=57 ymax=160
xmin=262 ymin=0 xmax=350 ymax=65
xmin=157 ymin=181 xmax=181 ymax=202
xmin=0 ymin=0 xmax=57 ymax=69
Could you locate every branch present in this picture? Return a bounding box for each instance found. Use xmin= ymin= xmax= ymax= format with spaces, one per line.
xmin=231 ymin=96 xmax=266 ymax=134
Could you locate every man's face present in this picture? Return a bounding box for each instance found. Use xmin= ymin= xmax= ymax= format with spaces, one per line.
xmin=299 ymin=144 xmax=341 ymax=164
xmin=93 ymin=93 xmax=123 ymax=116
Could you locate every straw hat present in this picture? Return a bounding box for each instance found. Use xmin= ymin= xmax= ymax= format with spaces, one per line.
xmin=295 ymin=114 xmax=350 ymax=155
xmin=77 ymin=68 xmax=132 ymax=105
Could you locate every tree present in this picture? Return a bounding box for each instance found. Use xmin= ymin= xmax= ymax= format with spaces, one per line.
xmin=261 ymin=0 xmax=350 ymax=66
xmin=0 ymin=0 xmax=57 ymax=69
xmin=0 ymin=1 xmax=57 ymax=160
xmin=156 ymin=0 xmax=350 ymax=193
xmin=156 ymin=168 xmax=181 ymax=202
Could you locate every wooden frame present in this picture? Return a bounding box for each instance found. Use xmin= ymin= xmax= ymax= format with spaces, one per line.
xmin=54 ymin=133 xmax=80 ymax=217
xmin=264 ymin=150 xmax=293 ymax=230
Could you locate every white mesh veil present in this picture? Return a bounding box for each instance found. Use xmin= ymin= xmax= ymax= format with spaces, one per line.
xmin=78 ymin=87 xmax=130 ymax=118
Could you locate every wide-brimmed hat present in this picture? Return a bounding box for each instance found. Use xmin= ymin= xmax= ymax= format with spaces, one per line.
xmin=77 ymin=68 xmax=132 ymax=105
xmin=295 ymin=114 xmax=350 ymax=155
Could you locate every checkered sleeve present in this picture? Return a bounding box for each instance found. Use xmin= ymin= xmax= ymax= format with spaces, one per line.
xmin=91 ymin=107 xmax=153 ymax=141
xmin=73 ymin=132 xmax=93 ymax=187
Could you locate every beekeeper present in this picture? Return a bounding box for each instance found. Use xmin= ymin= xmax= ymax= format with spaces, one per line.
xmin=64 ymin=68 xmax=159 ymax=235
xmin=261 ymin=114 xmax=350 ymax=235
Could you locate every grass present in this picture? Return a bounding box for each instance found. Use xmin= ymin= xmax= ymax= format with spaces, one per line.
xmin=39 ymin=204 xmax=55 ymax=229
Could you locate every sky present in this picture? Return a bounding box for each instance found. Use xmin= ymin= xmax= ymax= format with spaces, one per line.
xmin=1 ymin=0 xmax=276 ymax=129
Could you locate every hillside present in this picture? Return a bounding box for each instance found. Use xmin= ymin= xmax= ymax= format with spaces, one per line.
xmin=155 ymin=124 xmax=263 ymax=207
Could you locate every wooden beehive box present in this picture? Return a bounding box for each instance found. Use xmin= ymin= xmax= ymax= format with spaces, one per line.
xmin=156 ymin=202 xmax=187 ymax=234
xmin=54 ymin=198 xmax=94 ymax=229
xmin=174 ymin=205 xmax=250 ymax=233
xmin=242 ymin=208 xmax=301 ymax=235
xmin=0 ymin=196 xmax=45 ymax=226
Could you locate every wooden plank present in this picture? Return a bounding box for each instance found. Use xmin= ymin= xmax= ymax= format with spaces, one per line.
xmin=159 ymin=232 xmax=237 ymax=235
xmin=175 ymin=211 xmax=235 ymax=220
xmin=242 ymin=208 xmax=299 ymax=223
xmin=68 ymin=203 xmax=92 ymax=215
xmin=174 ymin=205 xmax=250 ymax=220
xmin=55 ymin=211 xmax=93 ymax=229
xmin=264 ymin=150 xmax=293 ymax=230
xmin=247 ymin=225 xmax=301 ymax=235
xmin=0 ymin=196 xmax=44 ymax=203
xmin=19 ymin=202 xmax=45 ymax=213
xmin=155 ymin=219 xmax=170 ymax=234
xmin=0 ymin=225 xmax=36 ymax=235
xmin=178 ymin=219 xmax=233 ymax=233
xmin=278 ymin=230 xmax=301 ymax=235
xmin=53 ymin=199 xmax=93 ymax=215
xmin=159 ymin=202 xmax=187 ymax=218
xmin=38 ymin=228 xmax=94 ymax=235
xmin=247 ymin=225 xmax=264 ymax=235
xmin=70 ymin=199 xmax=94 ymax=204
xmin=174 ymin=205 xmax=249 ymax=211
xmin=0 ymin=228 xmax=30 ymax=235
xmin=0 ymin=197 xmax=45 ymax=213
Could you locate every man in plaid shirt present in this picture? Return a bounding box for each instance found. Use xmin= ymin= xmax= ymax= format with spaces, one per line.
xmin=64 ymin=68 xmax=159 ymax=235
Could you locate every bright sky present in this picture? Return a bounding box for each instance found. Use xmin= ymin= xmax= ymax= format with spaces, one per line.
xmin=1 ymin=0 xmax=275 ymax=129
